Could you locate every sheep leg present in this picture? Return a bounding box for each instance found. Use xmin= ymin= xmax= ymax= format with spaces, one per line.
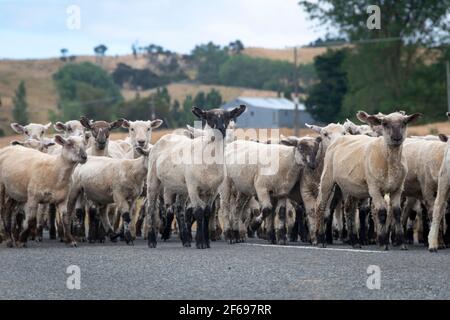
xmin=300 ymin=186 xmax=316 ymax=244
xmin=1 ymin=194 xmax=15 ymax=247
xmin=390 ymin=189 xmax=407 ymax=250
xmin=95 ymin=205 xmax=116 ymax=243
xmin=251 ymin=186 xmax=272 ymax=232
xmin=17 ymin=200 xmax=39 ymax=247
xmin=314 ymin=163 xmax=335 ymax=247
xmin=343 ymin=196 xmax=359 ymax=248
xmin=219 ymin=176 xmax=233 ymax=242
xmin=146 ymin=175 xmax=161 ymax=249
xmin=428 ymin=173 xmax=450 ymax=252
xmin=368 ymin=185 xmax=389 ymax=250
xmin=402 ymin=198 xmax=417 ymax=245
xmin=175 ymin=195 xmax=190 ymax=247
xmin=358 ymin=200 xmax=371 ymax=245
xmin=35 ymin=204 xmax=46 ymax=242
xmin=265 ymin=209 xmax=276 ymax=244
xmin=444 ymin=200 xmax=450 ymax=247
xmin=135 ymin=199 xmax=146 ymax=238
xmin=233 ymin=193 xmax=249 ymax=243
xmin=48 ymin=204 xmax=57 ymax=240
xmin=185 ymin=206 xmax=194 ymax=246
xmin=274 ymin=199 xmax=287 ymax=245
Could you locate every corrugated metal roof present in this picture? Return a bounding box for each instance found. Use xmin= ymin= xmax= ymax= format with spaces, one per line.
xmin=236 ymin=97 xmax=306 ymax=111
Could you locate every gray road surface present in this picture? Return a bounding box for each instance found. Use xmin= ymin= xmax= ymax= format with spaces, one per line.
xmin=0 ymin=236 xmax=449 ymax=300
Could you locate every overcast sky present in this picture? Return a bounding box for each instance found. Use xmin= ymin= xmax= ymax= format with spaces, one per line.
xmin=0 ymin=0 xmax=329 ymax=59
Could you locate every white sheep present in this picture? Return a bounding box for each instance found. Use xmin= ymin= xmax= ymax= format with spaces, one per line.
xmin=66 ymin=147 xmax=151 ymax=246
xmin=314 ymin=111 xmax=421 ymax=250
xmin=0 ymin=135 xmax=87 ymax=247
xmin=146 ymin=106 xmax=246 ymax=249
xmin=10 ymin=122 xmax=52 ymax=141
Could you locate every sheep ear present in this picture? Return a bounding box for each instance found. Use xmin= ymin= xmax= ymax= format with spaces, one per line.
xmin=150 ymin=119 xmax=163 ymax=129
xmin=405 ymin=113 xmax=422 ymax=124
xmin=229 ymin=105 xmax=246 ymax=119
xmin=109 ymin=119 xmax=125 ymax=130
xmin=11 ymin=123 xmax=24 ymax=134
xmin=438 ymin=134 xmax=448 ymax=143
xmin=446 ymin=112 xmax=450 ymax=119
xmin=192 ymin=107 xmax=206 ymax=119
xmin=280 ymin=137 xmax=299 ymax=147
xmin=305 ymin=123 xmax=323 ymax=133
xmin=44 ymin=140 xmax=56 ymax=148
xmin=44 ymin=122 xmax=52 ymax=130
xmin=315 ymin=136 xmax=322 ymax=144
xmin=54 ymin=122 xmax=67 ymax=132
xmin=80 ymin=117 xmax=92 ymax=130
xmin=54 ymin=135 xmax=67 ymax=146
xmin=356 ymin=111 xmax=382 ymax=126
xmin=83 ymin=132 xmax=91 ymax=145
xmin=121 ymin=119 xmax=130 ymax=128
xmin=10 ymin=140 xmax=24 ymax=146
xmin=135 ymin=146 xmax=150 ymax=157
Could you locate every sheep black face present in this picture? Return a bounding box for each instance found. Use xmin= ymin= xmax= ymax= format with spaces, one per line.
xmin=192 ymin=105 xmax=246 ymax=138
xmin=80 ymin=117 xmax=124 ymax=150
xmin=357 ymin=111 xmax=422 ymax=146
xmin=281 ymin=136 xmax=321 ymax=170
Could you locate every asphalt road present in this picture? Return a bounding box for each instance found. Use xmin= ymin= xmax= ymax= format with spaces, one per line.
xmin=1 ymin=234 xmax=449 ymax=300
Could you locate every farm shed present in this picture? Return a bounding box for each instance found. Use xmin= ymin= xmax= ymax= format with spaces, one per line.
xmin=221 ymin=97 xmax=315 ymax=128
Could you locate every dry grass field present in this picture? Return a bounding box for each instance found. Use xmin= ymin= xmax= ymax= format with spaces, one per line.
xmin=243 ymin=45 xmax=349 ymax=64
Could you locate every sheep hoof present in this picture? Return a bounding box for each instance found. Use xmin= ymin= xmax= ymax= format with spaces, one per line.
xmin=183 ymin=242 xmax=191 ymax=248
xmin=401 ymin=244 xmax=408 ymax=250
xmin=6 ymin=240 xmax=14 ymax=248
xmin=352 ymin=244 xmax=362 ymax=249
xmin=124 ymin=231 xmax=132 ymax=245
xmin=17 ymin=242 xmax=27 ymax=248
xmin=70 ymin=242 xmax=77 ymax=248
xmin=429 ymin=247 xmax=438 ymax=253
xmin=383 ymin=245 xmax=389 ymax=251
xmin=148 ymin=241 xmax=157 ymax=248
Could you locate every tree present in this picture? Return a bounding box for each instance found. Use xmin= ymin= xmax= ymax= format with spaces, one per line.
xmin=60 ymin=48 xmax=68 ymax=62
xmin=299 ymin=0 xmax=450 ymax=120
xmin=305 ymin=49 xmax=348 ymax=123
xmin=12 ymin=81 xmax=29 ymax=125
xmin=94 ymin=44 xmax=108 ymax=56
xmin=229 ymin=40 xmax=245 ymax=54
xmin=53 ymin=62 xmax=122 ymax=121
xmin=193 ymin=91 xmax=206 ymax=108
xmin=191 ymin=42 xmax=229 ymax=84
xmin=205 ymin=89 xmax=223 ymax=109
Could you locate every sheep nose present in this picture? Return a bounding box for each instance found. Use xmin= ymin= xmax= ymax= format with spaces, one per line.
xmin=137 ymin=140 xmax=145 ymax=147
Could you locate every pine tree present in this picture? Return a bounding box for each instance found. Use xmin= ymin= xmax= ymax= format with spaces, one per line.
xmin=12 ymin=81 xmax=29 ymax=124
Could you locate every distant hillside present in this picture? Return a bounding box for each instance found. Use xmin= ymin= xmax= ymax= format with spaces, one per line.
xmin=0 ymin=46 xmax=330 ymax=134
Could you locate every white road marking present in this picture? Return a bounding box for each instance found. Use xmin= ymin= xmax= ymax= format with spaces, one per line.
xmin=241 ymin=242 xmax=387 ymax=253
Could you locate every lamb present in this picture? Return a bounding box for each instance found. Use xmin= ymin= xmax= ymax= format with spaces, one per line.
xmin=314 ymin=111 xmax=421 ymax=249
xmin=66 ymin=147 xmax=151 ymax=246
xmin=146 ymin=105 xmax=246 ymax=249
xmin=120 ymin=119 xmax=163 ymax=158
xmin=220 ymin=136 xmax=320 ymax=244
xmin=428 ymin=112 xmax=450 ymax=252
xmin=10 ymin=122 xmax=52 ymax=141
xmin=79 ymin=117 xmax=124 ymax=157
xmin=401 ymin=137 xmax=447 ymax=246
xmin=0 ymin=135 xmax=87 ymax=247
xmin=54 ymin=120 xmax=86 ymax=138
xmin=302 ymin=123 xmax=346 ymax=243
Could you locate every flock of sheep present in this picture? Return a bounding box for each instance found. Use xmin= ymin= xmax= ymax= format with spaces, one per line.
xmin=1 ymin=105 xmax=450 ymax=253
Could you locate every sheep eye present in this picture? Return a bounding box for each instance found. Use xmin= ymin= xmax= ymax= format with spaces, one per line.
xmin=25 ymin=130 xmax=28 ymax=135
xmin=147 ymin=128 xmax=151 ymax=131
xmin=131 ymin=128 xmax=134 ymax=132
